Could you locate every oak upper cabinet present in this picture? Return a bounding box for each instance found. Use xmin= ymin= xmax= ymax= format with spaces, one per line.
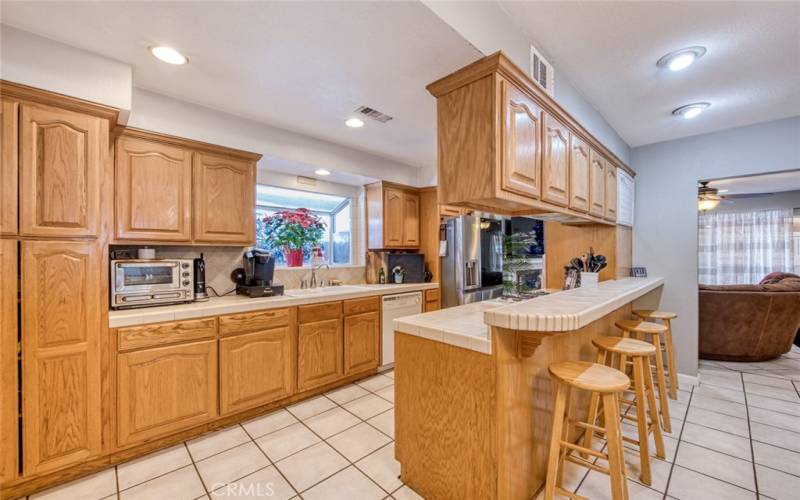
xmin=0 ymin=240 xmax=17 ymax=482
xmin=19 ymin=102 xmax=107 ymax=238
xmin=1 ymin=100 xmax=18 ymax=235
xmin=588 ymin=149 xmax=606 ymax=218
xmin=115 ymin=134 xmax=192 ymax=241
xmin=541 ymin=113 xmax=570 ymax=207
xmin=343 ymin=299 xmax=380 ymax=375
xmin=366 ymin=182 xmax=420 ymax=249
xmin=604 ymin=162 xmax=618 ymax=222
xmin=569 ymin=135 xmax=590 ymax=213
xmin=117 ymin=340 xmax=217 ymax=447
xmin=21 ymin=240 xmax=104 ymax=474
xmin=219 ymin=326 xmax=294 ymax=416
xmin=297 ymin=302 xmax=343 ymax=391
xmin=193 ymin=152 xmax=256 ymax=244
xmin=500 ymin=80 xmax=543 ymax=199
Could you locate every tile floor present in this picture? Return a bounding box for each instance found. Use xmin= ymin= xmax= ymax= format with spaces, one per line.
xmin=26 ymin=346 xmax=800 ymax=499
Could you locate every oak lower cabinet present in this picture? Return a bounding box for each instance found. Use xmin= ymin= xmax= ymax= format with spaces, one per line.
xmin=366 ymin=182 xmax=420 ymax=249
xmin=343 ymin=312 xmax=380 ymax=375
xmin=193 ymin=152 xmax=255 ymax=245
xmin=297 ymin=318 xmax=344 ymax=391
xmin=424 ymin=288 xmax=441 ymax=312
xmin=219 ymin=327 xmax=294 ymax=416
xmin=117 ymin=340 xmax=218 ymax=447
xmin=1 ymin=99 xmax=18 ymax=235
xmin=0 ymin=240 xmax=17 ymax=482
xmin=21 ymin=240 xmax=105 ymax=475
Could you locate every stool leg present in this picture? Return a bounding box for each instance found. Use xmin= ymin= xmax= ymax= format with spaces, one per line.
xmin=651 ymin=332 xmax=672 ymax=433
xmin=545 ymin=381 xmax=568 ymax=500
xmin=632 ymin=356 xmax=652 ymax=486
xmin=602 ymin=392 xmax=629 ymax=500
xmin=557 ymin=386 xmax=573 ymax=488
xmin=643 ymin=356 xmax=666 ymax=459
xmin=583 ymin=350 xmax=606 ymax=456
xmin=664 ymin=319 xmax=679 ymax=399
xmin=619 ymin=329 xmax=629 ymax=375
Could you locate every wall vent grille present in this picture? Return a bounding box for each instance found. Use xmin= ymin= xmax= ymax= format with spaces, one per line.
xmin=530 ymin=45 xmax=555 ymax=97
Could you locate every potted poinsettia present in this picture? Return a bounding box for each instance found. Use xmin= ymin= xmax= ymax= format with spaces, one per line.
xmin=260 ymin=208 xmax=326 ymax=267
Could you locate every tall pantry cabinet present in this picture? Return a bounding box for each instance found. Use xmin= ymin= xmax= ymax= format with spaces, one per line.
xmin=0 ymin=81 xmax=117 ymax=480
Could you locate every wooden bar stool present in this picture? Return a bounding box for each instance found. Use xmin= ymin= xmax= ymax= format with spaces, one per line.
xmin=633 ymin=310 xmax=679 ymax=399
xmin=584 ymin=337 xmax=665 ymax=487
xmin=545 ymin=361 xmax=630 ymax=500
xmin=614 ymin=319 xmax=672 ymax=433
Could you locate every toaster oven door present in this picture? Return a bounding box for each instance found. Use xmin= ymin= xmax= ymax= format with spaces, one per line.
xmin=114 ymin=262 xmax=181 ymax=293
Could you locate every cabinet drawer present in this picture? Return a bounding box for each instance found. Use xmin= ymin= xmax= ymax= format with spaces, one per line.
xmin=219 ymin=308 xmax=291 ymax=337
xmin=343 ymin=296 xmax=379 ymax=316
xmin=424 ymin=288 xmax=440 ymax=303
xmin=298 ymin=301 xmax=342 ymax=324
xmin=118 ymin=317 xmax=217 ymax=352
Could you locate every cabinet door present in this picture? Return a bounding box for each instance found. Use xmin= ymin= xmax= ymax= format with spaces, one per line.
xmin=541 ymin=114 xmax=570 ymax=207
xmin=0 ymin=240 xmax=17 ymax=481
xmin=344 ymin=311 xmax=380 ymax=375
xmin=117 ymin=340 xmax=217 ymax=447
xmin=501 ymin=81 xmax=542 ymax=199
xmin=1 ymin=100 xmax=18 ymax=235
xmin=402 ymin=192 xmax=420 ymax=247
xmin=297 ymin=318 xmax=343 ymax=391
xmin=604 ymin=162 xmax=618 ymax=222
xmin=219 ymin=327 xmax=294 ymax=416
xmin=569 ymin=135 xmax=591 ymax=213
xmin=19 ymin=102 xmax=106 ymax=238
xmin=116 ymin=136 xmax=192 ymax=241
xmin=21 ymin=240 xmax=104 ymax=474
xmin=193 ymin=152 xmax=255 ymax=244
xmin=588 ymin=149 xmax=606 ymax=218
xmin=383 ymin=188 xmax=404 ymax=248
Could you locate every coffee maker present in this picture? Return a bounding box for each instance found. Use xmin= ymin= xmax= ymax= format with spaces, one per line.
xmin=231 ymin=249 xmax=284 ymax=298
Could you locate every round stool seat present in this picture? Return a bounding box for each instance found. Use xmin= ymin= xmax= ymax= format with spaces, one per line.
xmin=549 ymin=361 xmax=630 ymax=393
xmin=633 ymin=309 xmax=677 ymax=321
xmin=594 ymin=336 xmax=656 ymax=356
xmin=615 ymin=319 xmax=667 ymax=334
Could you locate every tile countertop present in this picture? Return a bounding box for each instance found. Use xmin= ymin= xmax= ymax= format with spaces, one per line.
xmin=394 ymin=277 xmax=664 ymax=355
xmin=109 ymin=282 xmax=438 ymax=328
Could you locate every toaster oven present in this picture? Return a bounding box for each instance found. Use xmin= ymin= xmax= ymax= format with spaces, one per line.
xmin=111 ymin=259 xmax=194 ymax=309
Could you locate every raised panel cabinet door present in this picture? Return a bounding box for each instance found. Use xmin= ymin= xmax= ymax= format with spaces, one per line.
xmin=344 ymin=311 xmax=380 ymax=375
xmin=604 ymin=163 xmax=618 ymax=222
xmin=541 ymin=114 xmax=570 ymax=207
xmin=0 ymin=240 xmax=18 ymax=481
xmin=297 ymin=318 xmax=343 ymax=391
xmin=193 ymin=152 xmax=255 ymax=244
xmin=19 ymin=102 xmax=106 ymax=238
xmin=383 ymin=188 xmax=404 ymax=248
xmin=21 ymin=240 xmax=104 ymax=474
xmin=117 ymin=340 xmax=217 ymax=447
xmin=402 ymin=192 xmax=420 ymax=246
xmin=116 ymin=136 xmax=192 ymax=241
xmin=588 ymin=149 xmax=606 ymax=218
xmin=568 ymin=135 xmax=591 ymax=213
xmin=1 ymin=100 xmax=18 ymax=235
xmin=501 ymin=81 xmax=543 ymax=199
xmin=219 ymin=327 xmax=295 ymax=416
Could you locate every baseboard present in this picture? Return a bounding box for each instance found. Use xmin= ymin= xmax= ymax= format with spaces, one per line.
xmin=678 ymin=372 xmax=701 ymax=387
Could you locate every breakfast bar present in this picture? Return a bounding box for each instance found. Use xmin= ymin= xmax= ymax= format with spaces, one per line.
xmin=393 ymin=277 xmax=664 ymax=500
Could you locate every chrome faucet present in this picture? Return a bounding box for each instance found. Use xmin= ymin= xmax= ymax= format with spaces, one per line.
xmin=309 ymin=263 xmax=330 ymax=288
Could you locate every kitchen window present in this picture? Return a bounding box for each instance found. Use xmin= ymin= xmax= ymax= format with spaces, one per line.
xmin=255 ymin=185 xmax=351 ymax=266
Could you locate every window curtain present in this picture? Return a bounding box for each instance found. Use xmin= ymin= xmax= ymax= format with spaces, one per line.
xmin=698 ymin=208 xmax=795 ymax=285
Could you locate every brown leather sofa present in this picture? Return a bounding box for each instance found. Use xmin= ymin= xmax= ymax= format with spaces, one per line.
xmin=699 ymin=278 xmax=800 ymax=361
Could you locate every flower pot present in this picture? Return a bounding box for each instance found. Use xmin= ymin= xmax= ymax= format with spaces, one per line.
xmin=284 ymin=247 xmax=304 ymax=267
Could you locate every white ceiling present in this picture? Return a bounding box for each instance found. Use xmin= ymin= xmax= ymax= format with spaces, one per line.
xmin=500 ymin=1 xmax=800 ymax=147
xmin=0 ymin=1 xmax=481 ymax=169
xmin=709 ymin=170 xmax=800 ymax=195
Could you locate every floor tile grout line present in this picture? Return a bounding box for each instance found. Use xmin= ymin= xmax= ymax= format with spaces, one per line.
xmin=662 ymin=384 xmax=693 ymax=500
xmin=239 ymin=421 xmax=301 ymax=498
xmin=114 ymin=463 xmax=120 ymax=496
xmin=185 ymin=442 xmax=213 ymax=497
xmin=741 ymin=371 xmax=760 ymax=497
xmin=670 ymin=463 xmax=759 ymax=495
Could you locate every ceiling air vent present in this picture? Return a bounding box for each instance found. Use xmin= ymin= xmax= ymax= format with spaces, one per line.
xmin=530 ymin=45 xmax=555 ymax=97
xmin=355 ymin=106 xmax=393 ymax=123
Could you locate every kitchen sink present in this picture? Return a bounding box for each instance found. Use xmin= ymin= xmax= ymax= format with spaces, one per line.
xmin=283 ymin=285 xmax=368 ymax=297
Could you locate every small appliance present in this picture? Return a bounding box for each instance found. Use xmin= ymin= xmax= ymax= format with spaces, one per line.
xmin=193 ymin=253 xmax=209 ymax=301
xmin=111 ymin=259 xmax=194 ymax=309
xmin=232 ymin=249 xmax=284 ymax=298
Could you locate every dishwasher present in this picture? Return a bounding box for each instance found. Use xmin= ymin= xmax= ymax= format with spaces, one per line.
xmin=381 ymin=291 xmax=422 ymax=368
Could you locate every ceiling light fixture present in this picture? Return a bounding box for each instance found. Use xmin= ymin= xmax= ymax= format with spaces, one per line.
xmin=672 ymin=102 xmax=710 ymax=120
xmin=345 ymin=118 xmax=364 ymax=128
xmin=149 ymin=46 xmax=188 ymax=65
xmin=698 ymin=181 xmax=722 ymax=211
xmin=314 ymin=169 xmax=331 ymax=176
xmin=657 ymin=46 xmax=706 ymax=71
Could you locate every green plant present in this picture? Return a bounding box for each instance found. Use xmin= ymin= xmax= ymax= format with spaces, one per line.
xmin=502 ymin=230 xmax=538 ymax=297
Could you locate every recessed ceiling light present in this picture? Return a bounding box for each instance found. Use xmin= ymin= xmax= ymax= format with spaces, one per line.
xmin=314 ymin=169 xmax=331 ymax=176
xmin=672 ymin=102 xmax=710 ymax=119
xmin=345 ymin=118 xmax=364 ymax=128
xmin=657 ymin=46 xmax=706 ymax=71
xmin=149 ymin=46 xmax=188 ymax=65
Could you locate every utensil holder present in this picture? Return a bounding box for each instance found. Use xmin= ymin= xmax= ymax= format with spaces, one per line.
xmin=581 ymin=272 xmax=599 ymax=288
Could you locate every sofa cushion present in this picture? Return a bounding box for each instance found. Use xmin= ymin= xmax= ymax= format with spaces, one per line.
xmin=759 ymin=272 xmax=800 ymax=284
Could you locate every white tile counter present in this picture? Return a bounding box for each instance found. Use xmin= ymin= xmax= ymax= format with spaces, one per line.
xmin=394 ymin=277 xmax=663 ymax=355
xmin=109 ymin=282 xmax=438 ymax=328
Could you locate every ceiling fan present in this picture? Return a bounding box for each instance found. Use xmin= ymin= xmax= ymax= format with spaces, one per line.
xmin=698 ymin=181 xmax=722 ymax=211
